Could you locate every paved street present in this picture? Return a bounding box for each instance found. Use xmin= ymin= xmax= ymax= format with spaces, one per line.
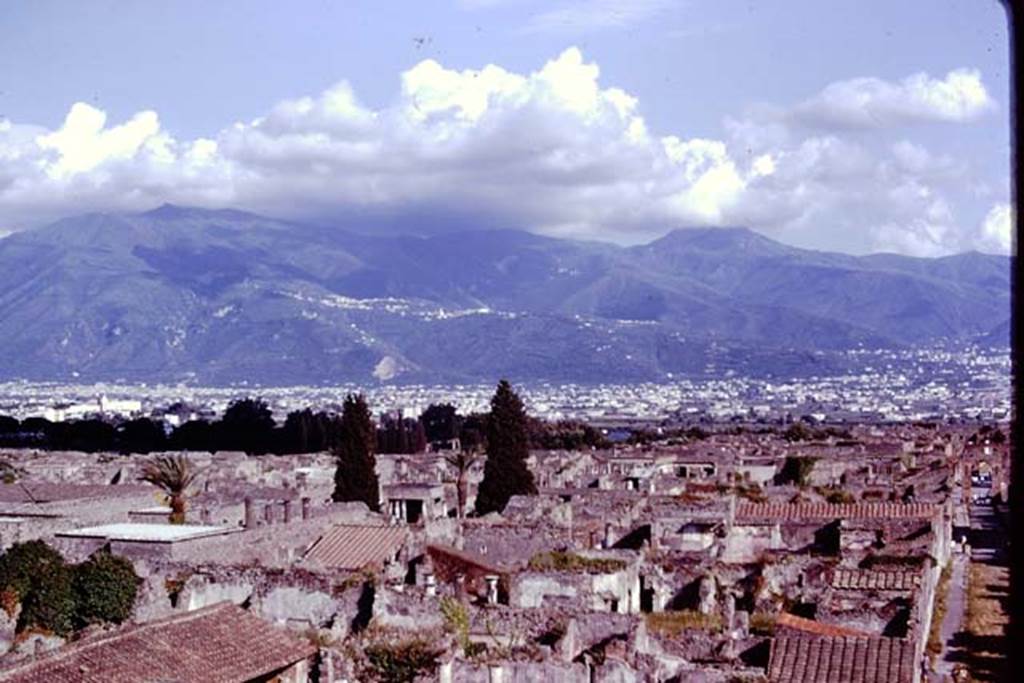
xmin=930 ymin=481 xmax=1006 ymax=682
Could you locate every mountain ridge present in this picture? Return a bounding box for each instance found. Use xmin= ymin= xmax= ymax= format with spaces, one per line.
xmin=0 ymin=206 xmax=1009 ymax=384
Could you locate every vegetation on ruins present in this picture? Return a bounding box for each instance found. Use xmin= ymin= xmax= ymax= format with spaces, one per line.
xmin=645 ymin=610 xmax=724 ymax=635
xmin=0 ymin=542 xmax=139 ymax=637
xmin=926 ymin=562 xmax=953 ymax=664
xmin=475 ymin=380 xmax=536 ymax=515
xmin=71 ymin=551 xmax=140 ymax=628
xmin=774 ymin=456 xmax=818 ymax=487
xmin=749 ymin=611 xmax=777 ymax=635
xmin=527 ymin=551 xmax=627 ymax=574
xmin=139 ymin=454 xmax=202 ymax=524
xmin=332 ymin=393 xmax=381 ymax=512
xmin=439 ymin=597 xmax=472 ymax=653
xmin=355 ymin=632 xmax=444 ymax=683
xmin=814 ymin=485 xmax=856 ymax=504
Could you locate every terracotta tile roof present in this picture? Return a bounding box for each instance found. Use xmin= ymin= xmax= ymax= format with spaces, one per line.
xmin=426 ymin=543 xmax=507 ymax=578
xmin=775 ymin=612 xmax=874 ymax=637
xmin=0 ymin=602 xmax=315 ymax=683
xmin=302 ymin=524 xmax=407 ymax=570
xmin=768 ymin=635 xmax=915 ymax=683
xmin=830 ymin=568 xmax=922 ymax=592
xmin=735 ymin=502 xmax=938 ymax=522
xmin=0 ymin=482 xmax=151 ymax=505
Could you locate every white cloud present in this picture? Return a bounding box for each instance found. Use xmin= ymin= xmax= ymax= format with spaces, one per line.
xmin=791 ymin=68 xmax=996 ymax=128
xmin=975 ymin=203 xmax=1014 ymax=255
xmin=0 ymin=51 xmax=1008 ymax=257
xmin=523 ymin=0 xmax=674 ymax=34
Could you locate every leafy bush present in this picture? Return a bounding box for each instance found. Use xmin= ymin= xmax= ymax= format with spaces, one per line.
xmin=774 ymin=456 xmax=818 ymax=487
xmin=363 ymin=637 xmax=443 ymax=683
xmin=0 ymin=541 xmax=139 ymax=636
xmin=72 ymin=551 xmax=140 ymax=628
xmin=439 ymin=597 xmax=471 ymax=653
xmin=749 ymin=611 xmax=777 ymax=635
xmin=645 ymin=610 xmax=723 ymax=635
xmin=17 ymin=560 xmax=74 ymax=636
xmin=527 ymin=551 xmax=627 ymax=573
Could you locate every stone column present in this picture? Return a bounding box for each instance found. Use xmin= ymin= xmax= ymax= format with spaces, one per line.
xmin=724 ymin=593 xmax=736 ymax=634
xmin=485 ymin=575 xmax=499 ymax=605
xmin=425 ymin=573 xmax=437 ymax=597
xmin=263 ymin=503 xmax=274 ymax=525
xmin=243 ymin=497 xmax=255 ymax=529
xmin=283 ymin=499 xmax=292 ymax=523
xmin=301 ymin=497 xmax=311 ymax=520
xmin=604 ymin=523 xmax=615 ymax=549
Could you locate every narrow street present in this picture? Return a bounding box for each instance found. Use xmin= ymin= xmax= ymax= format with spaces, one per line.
xmin=930 ymin=478 xmax=1007 ymax=682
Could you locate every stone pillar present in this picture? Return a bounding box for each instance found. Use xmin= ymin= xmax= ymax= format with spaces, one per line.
xmin=724 ymin=593 xmax=736 ymax=633
xmin=485 ymin=575 xmax=500 ymax=605
xmin=604 ymin=523 xmax=615 ymax=549
xmin=734 ymin=610 xmax=750 ymax=639
xmin=425 ymin=573 xmax=437 ymax=596
xmin=263 ymin=503 xmax=274 ymax=525
xmin=244 ymin=497 xmax=255 ymax=529
xmin=283 ymin=499 xmax=292 ymax=523
xmin=455 ymin=575 xmax=466 ymax=601
xmin=200 ymin=507 xmax=211 ymax=524
xmin=301 ymin=497 xmax=311 ymax=520
xmin=488 ymin=664 xmax=504 ymax=683
xmin=697 ymin=575 xmax=717 ymax=615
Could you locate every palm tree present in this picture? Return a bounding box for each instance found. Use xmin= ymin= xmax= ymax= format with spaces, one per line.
xmin=445 ymin=451 xmax=479 ymax=519
xmin=139 ymin=455 xmax=201 ymax=524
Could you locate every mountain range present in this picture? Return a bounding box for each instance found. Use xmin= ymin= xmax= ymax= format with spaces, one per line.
xmin=0 ymin=205 xmax=1010 ymax=385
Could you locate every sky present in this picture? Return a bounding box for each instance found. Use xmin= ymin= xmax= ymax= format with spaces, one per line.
xmin=0 ymin=0 xmax=1012 ymax=256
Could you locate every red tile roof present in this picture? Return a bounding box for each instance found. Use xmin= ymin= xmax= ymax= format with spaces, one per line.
xmin=736 ymin=502 xmax=938 ymax=522
xmin=302 ymin=524 xmax=408 ymax=570
xmin=830 ymin=568 xmax=922 ymax=592
xmin=768 ymin=635 xmax=915 ymax=683
xmin=775 ymin=612 xmax=874 ymax=637
xmin=0 ymin=602 xmax=315 ymax=683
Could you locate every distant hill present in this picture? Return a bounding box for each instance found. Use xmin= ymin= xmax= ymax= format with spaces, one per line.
xmin=0 ymin=205 xmax=1009 ymax=384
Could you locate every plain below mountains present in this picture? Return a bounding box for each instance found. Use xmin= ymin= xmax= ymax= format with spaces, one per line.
xmin=0 ymin=205 xmax=1010 ymax=384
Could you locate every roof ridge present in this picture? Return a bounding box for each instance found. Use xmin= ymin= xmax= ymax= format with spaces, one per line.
xmin=0 ymin=602 xmax=237 ymax=673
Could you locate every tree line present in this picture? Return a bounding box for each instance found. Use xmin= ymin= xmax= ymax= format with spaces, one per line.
xmin=0 ymin=397 xmax=608 ymax=456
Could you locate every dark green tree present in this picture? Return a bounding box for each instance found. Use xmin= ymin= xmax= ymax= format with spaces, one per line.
xmin=332 ymin=394 xmax=380 ymax=511
xmin=420 ymin=403 xmax=461 ymax=443
xmin=117 ymin=417 xmax=167 ymax=454
xmin=169 ymin=419 xmax=215 ymax=452
xmin=474 ymin=380 xmax=536 ymax=515
xmin=0 ymin=541 xmax=75 ymax=636
xmin=218 ymin=397 xmax=275 ymax=454
xmin=71 ymin=551 xmax=139 ymax=628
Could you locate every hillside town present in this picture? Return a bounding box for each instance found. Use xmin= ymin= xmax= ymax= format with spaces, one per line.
xmin=0 ymin=379 xmax=1009 ymax=682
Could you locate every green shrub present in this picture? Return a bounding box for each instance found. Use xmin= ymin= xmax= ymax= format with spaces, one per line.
xmin=527 ymin=551 xmax=627 ymax=573
xmin=363 ymin=638 xmax=443 ymax=683
xmin=17 ymin=558 xmax=75 ymax=636
xmin=72 ymin=551 xmax=140 ymax=628
xmin=774 ymin=456 xmax=818 ymax=487
xmin=645 ymin=610 xmax=723 ymax=635
xmin=0 ymin=541 xmax=75 ymax=635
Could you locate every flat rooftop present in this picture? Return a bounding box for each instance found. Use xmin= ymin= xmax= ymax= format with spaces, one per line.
xmin=57 ymin=523 xmax=236 ymax=543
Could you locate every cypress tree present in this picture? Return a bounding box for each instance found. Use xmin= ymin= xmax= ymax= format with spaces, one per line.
xmin=474 ymin=380 xmax=536 ymax=515
xmin=332 ymin=394 xmax=380 ymax=512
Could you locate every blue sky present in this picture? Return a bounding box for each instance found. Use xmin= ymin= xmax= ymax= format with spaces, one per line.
xmin=0 ymin=0 xmax=1012 ymax=255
